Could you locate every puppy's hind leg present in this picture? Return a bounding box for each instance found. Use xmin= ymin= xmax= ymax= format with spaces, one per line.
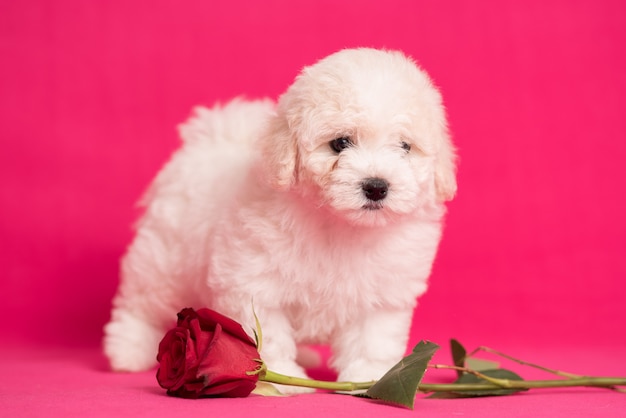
xmin=103 ymin=231 xmax=191 ymax=372
xmin=104 ymin=307 xmax=164 ymax=372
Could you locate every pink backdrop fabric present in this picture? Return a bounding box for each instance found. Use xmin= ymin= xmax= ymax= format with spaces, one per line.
xmin=1 ymin=1 xmax=625 ymax=416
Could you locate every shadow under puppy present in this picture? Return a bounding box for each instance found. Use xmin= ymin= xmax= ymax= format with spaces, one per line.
xmin=104 ymin=48 xmax=457 ymax=393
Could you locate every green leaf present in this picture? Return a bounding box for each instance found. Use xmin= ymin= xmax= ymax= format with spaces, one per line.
xmin=363 ymin=340 xmax=440 ymax=409
xmin=466 ymin=357 xmax=500 ymax=372
xmin=426 ymin=391 xmax=465 ymax=399
xmin=450 ymin=339 xmax=500 ymax=373
xmin=451 ymin=369 xmax=527 ymax=397
xmin=450 ymin=339 xmax=467 ymax=377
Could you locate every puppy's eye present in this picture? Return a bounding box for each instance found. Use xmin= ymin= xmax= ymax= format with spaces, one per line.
xmin=330 ymin=137 xmax=353 ymax=153
xmin=401 ymin=141 xmax=411 ymax=153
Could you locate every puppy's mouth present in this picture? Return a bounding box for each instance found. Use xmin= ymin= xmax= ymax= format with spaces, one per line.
xmin=362 ymin=201 xmax=384 ymax=211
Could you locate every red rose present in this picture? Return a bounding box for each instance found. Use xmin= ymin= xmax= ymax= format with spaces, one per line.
xmin=156 ymin=307 xmax=261 ymax=398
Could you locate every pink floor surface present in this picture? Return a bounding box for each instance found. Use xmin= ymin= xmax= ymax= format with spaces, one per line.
xmin=2 ymin=341 xmax=625 ymax=417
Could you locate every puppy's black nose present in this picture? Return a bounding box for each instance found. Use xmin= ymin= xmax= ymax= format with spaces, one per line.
xmin=362 ymin=178 xmax=389 ymax=201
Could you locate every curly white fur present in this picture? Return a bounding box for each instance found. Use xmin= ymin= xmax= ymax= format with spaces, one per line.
xmin=104 ymin=48 xmax=456 ymax=391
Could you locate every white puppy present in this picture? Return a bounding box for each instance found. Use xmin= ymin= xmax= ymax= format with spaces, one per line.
xmin=104 ymin=48 xmax=456 ymax=389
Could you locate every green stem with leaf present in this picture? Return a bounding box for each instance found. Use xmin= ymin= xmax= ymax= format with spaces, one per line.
xmin=260 ymin=373 xmax=626 ymax=393
xmin=255 ymin=361 xmax=626 ymax=394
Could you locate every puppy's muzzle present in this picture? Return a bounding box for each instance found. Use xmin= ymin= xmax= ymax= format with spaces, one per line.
xmin=362 ymin=177 xmax=389 ymax=210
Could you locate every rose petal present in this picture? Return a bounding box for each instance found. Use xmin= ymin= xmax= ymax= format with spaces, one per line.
xmin=194 ymin=308 xmax=257 ymax=346
xmin=190 ymin=318 xmax=213 ymax=366
xmin=197 ymin=328 xmax=261 ymax=380
xmin=197 ymin=378 xmax=258 ymax=398
xmin=156 ymin=327 xmax=194 ymax=391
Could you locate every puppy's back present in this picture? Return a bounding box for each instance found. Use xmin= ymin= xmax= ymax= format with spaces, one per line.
xmin=179 ymin=98 xmax=275 ymax=147
xmin=128 ymin=99 xmax=275 ymax=272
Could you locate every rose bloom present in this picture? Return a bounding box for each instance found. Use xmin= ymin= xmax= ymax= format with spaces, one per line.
xmin=156 ymin=307 xmax=262 ymax=398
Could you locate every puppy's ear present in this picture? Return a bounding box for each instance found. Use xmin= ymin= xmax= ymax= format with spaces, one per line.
xmin=434 ymin=130 xmax=458 ymax=201
xmin=260 ymin=112 xmax=298 ymax=190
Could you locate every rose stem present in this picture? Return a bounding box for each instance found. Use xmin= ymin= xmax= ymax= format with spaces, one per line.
xmin=418 ymin=376 xmax=626 ymax=392
xmin=263 ymin=369 xmax=626 ymax=394
xmin=467 ymin=346 xmax=581 ymax=379
xmin=261 ymin=370 xmax=375 ymax=392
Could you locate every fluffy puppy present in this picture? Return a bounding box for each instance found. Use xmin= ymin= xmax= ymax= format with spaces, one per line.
xmin=104 ymin=48 xmax=456 ymax=390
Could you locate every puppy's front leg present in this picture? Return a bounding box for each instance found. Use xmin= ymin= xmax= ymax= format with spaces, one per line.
xmin=218 ymin=304 xmax=315 ymax=394
xmin=332 ymin=309 xmax=414 ymax=383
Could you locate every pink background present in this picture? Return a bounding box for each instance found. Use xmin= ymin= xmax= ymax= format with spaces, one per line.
xmin=1 ymin=1 xmax=625 ymax=416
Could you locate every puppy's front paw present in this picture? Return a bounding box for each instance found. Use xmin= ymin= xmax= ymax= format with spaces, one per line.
xmin=337 ymin=359 xmax=396 ymax=385
xmin=333 ymin=361 xmax=393 ymax=395
xmin=263 ymin=360 xmax=315 ymax=395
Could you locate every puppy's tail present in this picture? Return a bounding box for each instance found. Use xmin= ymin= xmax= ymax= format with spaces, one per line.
xmin=179 ymin=98 xmax=275 ymax=146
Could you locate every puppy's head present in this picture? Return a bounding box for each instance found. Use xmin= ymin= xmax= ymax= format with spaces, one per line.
xmin=261 ymin=48 xmax=456 ymax=227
